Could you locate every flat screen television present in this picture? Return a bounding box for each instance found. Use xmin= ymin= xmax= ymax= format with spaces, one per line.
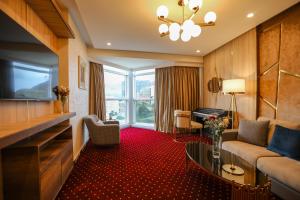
xmin=0 ymin=11 xmax=58 ymax=100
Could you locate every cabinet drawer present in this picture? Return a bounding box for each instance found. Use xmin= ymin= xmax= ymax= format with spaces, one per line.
xmin=40 ymin=158 xmax=61 ymax=200
xmin=60 ymin=140 xmax=73 ymax=183
xmin=62 ymin=154 xmax=73 ymax=183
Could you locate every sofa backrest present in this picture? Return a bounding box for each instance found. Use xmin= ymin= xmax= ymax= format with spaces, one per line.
xmin=257 ymin=116 xmax=300 ymax=144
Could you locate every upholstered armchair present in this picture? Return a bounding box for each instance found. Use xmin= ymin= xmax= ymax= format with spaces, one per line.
xmin=83 ymin=115 xmax=120 ymax=145
xmin=173 ymin=110 xmax=203 ymax=139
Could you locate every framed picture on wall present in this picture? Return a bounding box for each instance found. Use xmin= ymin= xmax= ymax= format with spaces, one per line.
xmin=78 ymin=56 xmax=88 ymax=90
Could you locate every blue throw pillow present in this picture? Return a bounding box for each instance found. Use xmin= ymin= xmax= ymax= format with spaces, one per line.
xmin=267 ymin=125 xmax=300 ymax=160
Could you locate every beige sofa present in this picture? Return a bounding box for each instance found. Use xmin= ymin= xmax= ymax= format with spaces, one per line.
xmin=222 ymin=117 xmax=300 ymax=200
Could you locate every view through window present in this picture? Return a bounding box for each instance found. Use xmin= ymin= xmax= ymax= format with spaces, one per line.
xmin=134 ymin=70 xmax=155 ymax=124
xmin=104 ymin=66 xmax=128 ymax=124
xmin=104 ymin=66 xmax=155 ymax=126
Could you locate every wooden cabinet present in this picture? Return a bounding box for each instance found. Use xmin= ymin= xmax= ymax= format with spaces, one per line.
xmin=2 ymin=119 xmax=74 ymax=200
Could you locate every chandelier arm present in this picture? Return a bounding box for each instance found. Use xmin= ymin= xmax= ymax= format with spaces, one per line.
xmin=160 ymin=32 xmax=169 ymax=37
xmin=188 ymin=7 xmax=199 ymax=20
xmin=158 ymin=17 xmax=180 ymax=24
xmin=182 ymin=4 xmax=185 ymax=23
xmin=197 ymin=22 xmax=216 ymax=27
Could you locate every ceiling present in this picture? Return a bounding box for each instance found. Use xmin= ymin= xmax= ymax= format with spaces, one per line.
xmin=68 ymin=0 xmax=299 ymax=56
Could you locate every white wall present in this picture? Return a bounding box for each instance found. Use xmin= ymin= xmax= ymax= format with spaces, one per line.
xmin=68 ymin=17 xmax=89 ymax=160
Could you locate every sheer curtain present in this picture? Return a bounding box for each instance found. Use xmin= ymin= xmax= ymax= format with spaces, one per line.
xmin=155 ymin=66 xmax=201 ymax=133
xmin=89 ymin=62 xmax=106 ymax=120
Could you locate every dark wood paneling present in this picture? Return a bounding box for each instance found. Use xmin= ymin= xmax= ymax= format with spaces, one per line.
xmin=2 ymin=147 xmax=40 ymax=200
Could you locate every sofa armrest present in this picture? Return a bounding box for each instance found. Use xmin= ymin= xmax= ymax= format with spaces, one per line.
xmin=104 ymin=120 xmax=120 ymax=125
xmin=222 ymin=129 xmax=239 ymax=142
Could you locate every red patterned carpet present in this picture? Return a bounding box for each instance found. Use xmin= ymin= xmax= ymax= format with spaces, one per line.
xmin=57 ymin=128 xmax=231 ymax=200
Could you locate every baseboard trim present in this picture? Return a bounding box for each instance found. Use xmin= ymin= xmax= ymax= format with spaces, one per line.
xmin=74 ymin=141 xmax=88 ymax=162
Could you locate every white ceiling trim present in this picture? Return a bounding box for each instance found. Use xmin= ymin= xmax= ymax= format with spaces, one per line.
xmin=87 ymin=48 xmax=203 ymax=64
xmin=89 ymin=58 xmax=131 ymax=71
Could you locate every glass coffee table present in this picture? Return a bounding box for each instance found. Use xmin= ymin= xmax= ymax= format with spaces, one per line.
xmin=185 ymin=142 xmax=271 ymax=199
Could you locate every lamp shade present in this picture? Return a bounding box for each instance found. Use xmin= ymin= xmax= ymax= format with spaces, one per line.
xmin=222 ymin=79 xmax=245 ymax=94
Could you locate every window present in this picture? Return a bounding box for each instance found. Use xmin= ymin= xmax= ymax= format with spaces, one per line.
xmin=133 ymin=70 xmax=155 ymax=125
xmin=103 ymin=66 xmax=155 ymax=127
xmin=104 ymin=66 xmax=128 ymax=124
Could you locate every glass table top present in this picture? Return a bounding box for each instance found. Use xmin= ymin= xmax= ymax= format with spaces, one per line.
xmin=185 ymin=142 xmax=267 ymax=186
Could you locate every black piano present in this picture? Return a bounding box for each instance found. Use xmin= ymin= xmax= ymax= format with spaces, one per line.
xmin=192 ymin=108 xmax=232 ymax=133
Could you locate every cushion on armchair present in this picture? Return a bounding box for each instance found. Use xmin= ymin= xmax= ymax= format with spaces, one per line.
xmin=237 ymin=119 xmax=270 ymax=147
xmin=267 ymin=125 xmax=300 ymax=160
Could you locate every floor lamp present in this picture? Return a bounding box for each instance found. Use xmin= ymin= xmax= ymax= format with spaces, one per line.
xmin=222 ymin=79 xmax=245 ymax=129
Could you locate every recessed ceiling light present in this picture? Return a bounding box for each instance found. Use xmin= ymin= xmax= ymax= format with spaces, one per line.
xmin=106 ymin=42 xmax=111 ymax=46
xmin=247 ymin=13 xmax=254 ymax=18
xmin=196 ymin=50 xmax=201 ymax=53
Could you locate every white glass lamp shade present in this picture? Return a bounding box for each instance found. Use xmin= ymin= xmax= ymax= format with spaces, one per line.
xmin=204 ymin=11 xmax=217 ymax=24
xmin=191 ymin=25 xmax=201 ymax=37
xmin=183 ymin=0 xmax=189 ymax=5
xmin=157 ymin=5 xmax=169 ymax=18
xmin=159 ymin=24 xmax=168 ymax=34
xmin=181 ymin=31 xmax=191 ymax=42
xmin=189 ymin=0 xmax=203 ymax=11
xmin=182 ymin=19 xmax=195 ymax=33
xmin=222 ymin=79 xmax=245 ymax=94
xmin=169 ymin=23 xmax=181 ymax=34
xmin=169 ymin=32 xmax=180 ymax=41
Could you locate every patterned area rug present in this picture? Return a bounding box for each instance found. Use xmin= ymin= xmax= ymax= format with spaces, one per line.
xmin=57 ymin=128 xmax=231 ymax=200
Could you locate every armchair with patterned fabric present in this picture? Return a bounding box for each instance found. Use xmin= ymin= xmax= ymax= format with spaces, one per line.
xmin=83 ymin=115 xmax=120 ymax=145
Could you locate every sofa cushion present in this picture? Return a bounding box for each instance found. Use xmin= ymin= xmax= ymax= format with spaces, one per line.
xmin=258 ymin=117 xmax=300 ymax=145
xmin=257 ymin=157 xmax=300 ymax=192
xmin=96 ymin=120 xmax=104 ymax=125
xmin=222 ymin=140 xmax=280 ymax=166
xmin=237 ymin=120 xmax=270 ymax=147
xmin=267 ymin=125 xmax=300 ymax=160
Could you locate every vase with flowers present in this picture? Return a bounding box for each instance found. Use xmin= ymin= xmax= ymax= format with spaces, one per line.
xmin=52 ymin=86 xmax=70 ymax=114
xmin=204 ymin=116 xmax=229 ymax=158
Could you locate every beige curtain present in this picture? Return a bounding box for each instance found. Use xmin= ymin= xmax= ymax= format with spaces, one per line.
xmin=89 ymin=62 xmax=106 ymax=120
xmin=155 ymin=66 xmax=200 ymax=133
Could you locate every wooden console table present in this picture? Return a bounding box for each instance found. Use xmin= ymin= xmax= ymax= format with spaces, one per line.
xmin=0 ymin=112 xmax=76 ymax=200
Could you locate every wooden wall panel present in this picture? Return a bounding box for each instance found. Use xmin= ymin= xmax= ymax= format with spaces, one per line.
xmin=0 ymin=101 xmax=53 ymax=124
xmin=0 ymin=0 xmax=64 ymax=125
xmin=258 ymin=25 xmax=280 ymax=73
xmin=203 ymin=53 xmax=217 ymax=108
xmin=277 ymin=73 xmax=300 ymax=122
xmin=259 ymin=65 xmax=278 ymax=106
xmin=26 ymin=4 xmax=58 ymax=52
xmin=0 ymin=0 xmax=27 ymax=28
xmin=259 ymin=99 xmax=276 ymax=119
xmin=280 ymin=8 xmax=300 ymax=75
xmin=258 ymin=3 xmax=300 ymax=123
xmin=203 ymin=29 xmax=257 ymax=125
xmin=0 ymin=0 xmax=58 ymax=52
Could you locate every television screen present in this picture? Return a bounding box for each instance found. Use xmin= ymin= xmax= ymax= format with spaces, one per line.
xmin=0 ymin=11 xmax=58 ymax=100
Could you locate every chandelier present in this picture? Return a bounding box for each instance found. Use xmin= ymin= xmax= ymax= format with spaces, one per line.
xmin=156 ymin=0 xmax=217 ymax=42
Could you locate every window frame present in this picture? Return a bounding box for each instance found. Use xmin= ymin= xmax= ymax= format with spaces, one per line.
xmin=104 ymin=67 xmax=129 ymax=125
